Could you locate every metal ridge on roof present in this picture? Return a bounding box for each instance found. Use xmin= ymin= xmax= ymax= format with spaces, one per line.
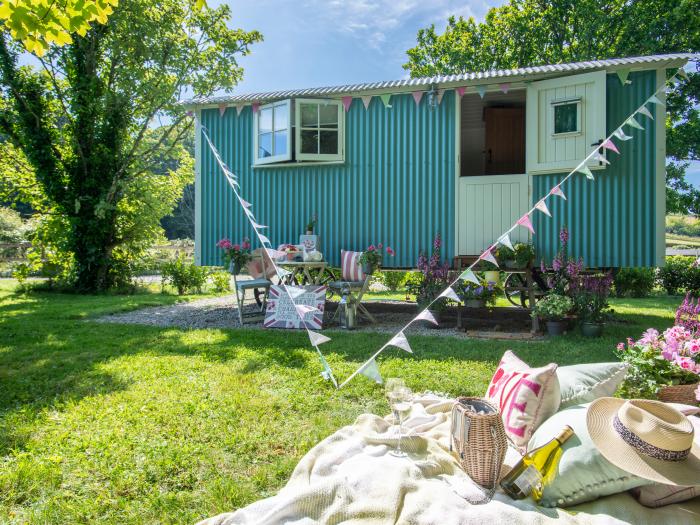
xmin=183 ymin=53 xmax=697 ymax=107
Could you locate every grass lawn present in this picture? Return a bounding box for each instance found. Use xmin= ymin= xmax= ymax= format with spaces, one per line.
xmin=0 ymin=280 xmax=683 ymax=524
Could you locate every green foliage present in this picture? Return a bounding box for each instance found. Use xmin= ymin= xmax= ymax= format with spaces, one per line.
xmin=666 ymin=214 xmax=700 ymax=237
xmin=210 ymin=270 xmax=231 ymax=293
xmin=658 ymin=256 xmax=696 ymax=295
xmin=533 ymin=293 xmax=573 ymax=320
xmin=404 ymin=0 xmax=700 ymax=214
xmin=0 ymin=0 xmax=261 ymax=292
xmin=613 ymin=268 xmax=657 ymax=298
xmin=379 ymin=270 xmax=408 ymax=292
xmin=0 ymin=205 xmax=33 ymax=244
xmin=161 ymin=254 xmax=207 ymax=295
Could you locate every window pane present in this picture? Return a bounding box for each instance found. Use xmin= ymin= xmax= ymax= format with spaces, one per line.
xmin=554 ymin=103 xmax=578 ymax=134
xmin=301 ymin=130 xmax=318 ymax=154
xmin=319 ymin=104 xmax=338 ymax=128
xmin=274 ymin=103 xmax=288 ymax=131
xmin=319 ymin=130 xmax=338 ymax=154
xmin=258 ymin=132 xmax=273 ymax=158
xmin=259 ymin=107 xmax=273 ymax=133
xmin=274 ymin=130 xmax=287 ymax=156
xmin=301 ymin=104 xmax=318 ymax=127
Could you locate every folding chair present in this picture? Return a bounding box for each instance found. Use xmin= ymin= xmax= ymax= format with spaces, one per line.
xmin=328 ymin=250 xmax=376 ymax=325
xmin=232 ymin=248 xmax=273 ymax=324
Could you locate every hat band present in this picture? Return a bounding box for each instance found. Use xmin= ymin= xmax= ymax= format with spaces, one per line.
xmin=613 ymin=416 xmax=690 ymax=462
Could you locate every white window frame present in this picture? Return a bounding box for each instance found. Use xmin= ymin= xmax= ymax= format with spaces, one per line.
xmin=253 ymin=99 xmax=292 ymax=166
xmin=551 ymin=97 xmax=582 ymax=138
xmin=294 ymin=98 xmax=344 ymax=162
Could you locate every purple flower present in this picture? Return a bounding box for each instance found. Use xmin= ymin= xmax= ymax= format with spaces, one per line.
xmin=552 ymin=257 xmax=562 ymax=271
xmin=540 ymin=259 xmax=546 ymax=273
xmin=559 ymin=227 xmax=569 ymax=246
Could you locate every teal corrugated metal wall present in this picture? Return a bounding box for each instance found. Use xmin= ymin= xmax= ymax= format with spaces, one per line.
xmin=199 ymin=92 xmax=456 ymax=268
xmin=532 ymin=71 xmax=659 ymax=267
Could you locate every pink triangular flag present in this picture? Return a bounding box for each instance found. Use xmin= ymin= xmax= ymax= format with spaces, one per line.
xmin=439 ymin=286 xmax=461 ymax=302
xmin=238 ymin=197 xmax=252 ymax=208
xmin=550 ymin=185 xmax=567 ymax=200
xmin=235 ymin=104 xmax=244 ymax=116
xmin=251 ymin=103 xmax=260 ymax=114
xmin=412 ymin=91 xmax=424 ymax=106
xmin=388 ymin=331 xmax=412 ymax=353
xmin=361 ymin=96 xmax=372 ymax=110
xmin=415 ymin=309 xmax=438 ymax=326
xmin=436 ymin=89 xmax=445 ymax=105
xmin=456 ymin=86 xmax=466 ymax=98
xmin=308 ymin=330 xmax=331 ymax=346
xmin=480 ymin=249 xmax=498 ymax=267
xmin=342 ymin=96 xmax=353 ymax=112
xmin=219 ymin=104 xmax=227 ymax=117
xmin=517 ymin=214 xmax=535 ymax=235
xmin=602 ymin=139 xmax=619 ymax=154
xmin=499 ymin=83 xmax=510 ymax=94
xmin=535 ymin=200 xmax=551 ymax=217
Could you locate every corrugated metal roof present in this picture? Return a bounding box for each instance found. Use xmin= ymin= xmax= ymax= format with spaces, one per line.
xmin=183 ymin=53 xmax=697 ymax=107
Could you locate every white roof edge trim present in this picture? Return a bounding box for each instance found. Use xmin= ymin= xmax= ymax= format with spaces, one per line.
xmin=182 ymin=53 xmax=698 ymax=108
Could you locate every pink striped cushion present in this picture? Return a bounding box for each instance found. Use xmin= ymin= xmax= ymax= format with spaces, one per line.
xmin=341 ymin=250 xmax=365 ymax=282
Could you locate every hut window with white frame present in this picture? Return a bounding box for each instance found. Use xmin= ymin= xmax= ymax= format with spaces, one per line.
xmin=254 ymin=100 xmax=291 ymax=165
xmin=295 ymin=99 xmax=344 ymax=162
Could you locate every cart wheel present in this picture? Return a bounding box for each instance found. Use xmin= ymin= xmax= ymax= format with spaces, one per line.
xmin=503 ymin=273 xmax=528 ymax=308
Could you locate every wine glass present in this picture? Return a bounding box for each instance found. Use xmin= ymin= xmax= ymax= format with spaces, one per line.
xmin=385 ymin=378 xmax=406 ymax=424
xmin=388 ymin=386 xmax=412 ymax=458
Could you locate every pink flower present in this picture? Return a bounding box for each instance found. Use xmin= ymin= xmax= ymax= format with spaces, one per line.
xmin=378 ymin=243 xmax=383 ymax=249
xmin=241 ymin=239 xmax=251 ymax=250
xmin=217 ymin=238 xmax=233 ymax=249
xmin=616 ymin=342 xmax=625 ymax=351
xmin=232 ymin=244 xmax=241 ymax=251
xmin=386 ymin=246 xmax=395 ymax=256
xmin=674 ymin=355 xmax=695 ymax=371
xmin=684 ymin=340 xmax=700 ymax=356
xmin=367 ymin=245 xmax=375 ymax=251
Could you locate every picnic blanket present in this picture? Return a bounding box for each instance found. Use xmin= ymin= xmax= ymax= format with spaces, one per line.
xmin=197 ymin=394 xmax=700 ymax=525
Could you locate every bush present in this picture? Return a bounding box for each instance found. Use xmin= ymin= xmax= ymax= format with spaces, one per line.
xmin=161 ymin=255 xmax=208 ymax=295
xmin=210 ymin=270 xmax=231 ymax=293
xmin=613 ymin=268 xmax=656 ymax=298
xmin=658 ymin=256 xmax=696 ymax=295
xmin=379 ymin=270 xmax=408 ymax=291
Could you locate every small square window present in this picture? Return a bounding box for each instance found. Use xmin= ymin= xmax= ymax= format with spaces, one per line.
xmin=254 ymin=100 xmax=292 ymax=165
xmin=553 ymin=100 xmax=580 ymax=135
xmin=295 ymin=99 xmax=343 ymax=162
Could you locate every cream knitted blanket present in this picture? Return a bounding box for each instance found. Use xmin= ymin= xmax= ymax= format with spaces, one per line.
xmin=197 ymin=394 xmax=700 ymax=525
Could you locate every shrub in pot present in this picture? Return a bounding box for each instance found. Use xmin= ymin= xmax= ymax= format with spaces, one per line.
xmin=572 ymin=273 xmax=613 ymax=337
xmin=532 ymin=293 xmax=573 ymax=336
xmin=406 ymin=233 xmax=451 ymax=327
xmin=456 ymin=279 xmax=500 ymax=308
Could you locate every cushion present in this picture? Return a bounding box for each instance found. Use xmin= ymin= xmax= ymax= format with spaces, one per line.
xmin=528 ymin=403 xmax=648 ymax=508
xmin=485 ymin=350 xmax=560 ymax=449
xmin=558 ymin=362 xmax=629 ymax=409
xmin=340 ymin=250 xmax=365 ymax=282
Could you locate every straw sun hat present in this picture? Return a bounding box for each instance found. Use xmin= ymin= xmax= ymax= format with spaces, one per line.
xmin=587 ymin=398 xmax=700 ymax=486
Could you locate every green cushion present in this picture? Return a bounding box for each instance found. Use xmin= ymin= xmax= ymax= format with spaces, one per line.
xmin=528 ymin=403 xmax=647 ymax=508
xmin=557 ymin=362 xmax=628 ymax=409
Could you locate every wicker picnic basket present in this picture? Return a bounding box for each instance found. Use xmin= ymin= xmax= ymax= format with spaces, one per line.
xmin=450 ymin=397 xmax=507 ymax=490
xmin=657 ymin=383 xmax=699 ymax=405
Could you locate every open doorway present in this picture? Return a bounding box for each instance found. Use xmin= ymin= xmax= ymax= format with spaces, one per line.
xmin=460 ymin=90 xmax=526 ymax=177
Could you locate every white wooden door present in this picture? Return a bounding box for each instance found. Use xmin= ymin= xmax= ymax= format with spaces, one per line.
xmin=456 ymin=175 xmax=530 ymax=256
xmin=526 ymin=70 xmax=606 ymax=174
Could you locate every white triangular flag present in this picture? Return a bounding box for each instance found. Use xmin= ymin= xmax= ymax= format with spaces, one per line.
xmin=550 ymin=185 xmax=567 ymax=200
xmin=498 ymin=234 xmax=514 ymax=251
xmin=286 ymin=286 xmax=306 ymax=299
xmin=258 ymin=234 xmax=271 ymax=245
xmin=625 ymin=116 xmax=644 ymax=130
xmin=251 ymin=221 xmax=268 ymax=229
xmin=480 ymin=249 xmax=498 ymax=267
xmin=361 ymin=96 xmax=373 ymax=110
xmin=308 ymin=330 xmax=331 ymax=346
xmin=613 ymin=128 xmax=633 ymax=141
xmin=235 ymin=104 xmax=244 ymax=116
xmin=415 ymin=309 xmax=439 ymax=325
xmin=243 ymin=207 xmax=255 ymax=219
xmin=638 ymin=106 xmax=654 ymax=120
xmin=593 ymin=152 xmax=610 ymax=165
xmin=277 ymin=267 xmax=292 ymax=278
xmin=296 ymin=304 xmax=319 ymax=317
xmin=436 ymin=89 xmax=445 ymax=105
xmin=577 ymin=165 xmax=595 ymax=180
xmin=359 ymin=359 xmax=383 ymax=384
xmin=267 ymin=248 xmax=286 ymax=259
xmin=239 ymin=197 xmax=252 ymax=208
xmin=460 ymin=268 xmax=481 ymax=285
xmin=535 ymin=199 xmax=551 ymax=217
xmin=439 ymin=286 xmax=461 ymax=302
xmin=388 ymin=331 xmax=412 ymax=353
xmin=647 ymin=95 xmax=663 ymax=105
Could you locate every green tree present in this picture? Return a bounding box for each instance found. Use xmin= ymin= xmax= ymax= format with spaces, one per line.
xmin=0 ymin=0 xmax=261 ymax=291
xmin=404 ymin=0 xmax=700 ymax=213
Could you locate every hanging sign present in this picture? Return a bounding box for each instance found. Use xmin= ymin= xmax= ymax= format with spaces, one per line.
xmin=264 ymin=285 xmax=326 ymax=330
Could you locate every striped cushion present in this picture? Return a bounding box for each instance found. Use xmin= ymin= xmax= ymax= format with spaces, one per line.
xmin=340 ymin=250 xmax=365 ymax=282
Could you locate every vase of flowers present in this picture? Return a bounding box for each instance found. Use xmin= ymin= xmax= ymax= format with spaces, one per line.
xmin=216 ymin=237 xmax=252 ymax=275
xmin=456 ymin=279 xmax=499 ymax=308
xmin=532 ymin=293 xmax=573 ymax=336
xmin=616 ymin=325 xmax=700 ymax=404
xmin=358 ymin=243 xmax=394 ymax=275
xmin=571 ymin=273 xmax=613 ymax=337
xmin=406 ymin=234 xmax=451 ymax=327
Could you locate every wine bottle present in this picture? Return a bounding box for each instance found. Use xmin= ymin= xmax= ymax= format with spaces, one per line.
xmin=499 ymin=425 xmax=574 ymax=501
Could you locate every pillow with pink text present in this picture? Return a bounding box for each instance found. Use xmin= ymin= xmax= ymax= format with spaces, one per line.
xmin=485 ymin=350 xmax=561 ymax=449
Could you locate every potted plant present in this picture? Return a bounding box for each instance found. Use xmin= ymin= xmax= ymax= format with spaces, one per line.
xmin=532 ymin=293 xmax=573 ymax=336
xmin=456 ymin=279 xmax=499 ymax=308
xmin=305 ymin=213 xmax=317 ymax=235
xmin=512 ymin=242 xmax=535 ymax=269
xmin=358 ymin=243 xmax=394 ymax=275
xmin=495 ymin=245 xmax=515 ymax=268
xmin=216 ymin=237 xmax=252 ymax=275
xmin=572 ymin=273 xmax=613 ymax=337
xmin=616 ymin=326 xmax=700 ymax=405
xmin=406 ymin=234 xmax=451 ymax=327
